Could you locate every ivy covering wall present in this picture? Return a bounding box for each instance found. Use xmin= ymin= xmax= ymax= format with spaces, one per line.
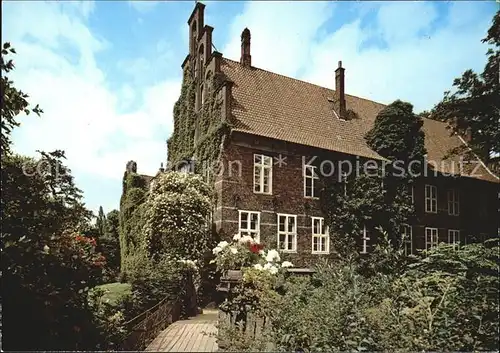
xmin=118 ymin=163 xmax=148 ymax=273
xmin=167 ymin=65 xmax=231 ymax=177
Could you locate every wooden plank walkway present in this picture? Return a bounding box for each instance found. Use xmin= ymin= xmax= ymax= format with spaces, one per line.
xmin=146 ymin=309 xmax=218 ymax=352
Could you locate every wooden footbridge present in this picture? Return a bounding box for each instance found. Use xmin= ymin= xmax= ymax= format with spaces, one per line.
xmin=145 ymin=309 xmax=218 ymax=352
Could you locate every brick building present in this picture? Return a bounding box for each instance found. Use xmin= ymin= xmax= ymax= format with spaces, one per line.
xmin=160 ymin=3 xmax=499 ymax=266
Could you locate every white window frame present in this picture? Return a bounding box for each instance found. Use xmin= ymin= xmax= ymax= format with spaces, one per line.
xmin=311 ymin=217 xmax=329 ymax=254
xmin=425 ymin=184 xmax=437 ymax=213
xmin=253 ymin=154 xmax=273 ymax=195
xmin=238 ymin=210 xmax=260 ymax=243
xmin=425 ymin=227 xmax=439 ymax=250
xmin=303 ymin=163 xmax=319 ymax=199
xmin=277 ymin=214 xmax=297 ymax=252
xmin=402 ymin=224 xmax=413 ymax=255
xmin=447 ymin=189 xmax=459 ymax=216
xmin=361 ymin=225 xmax=370 ymax=254
xmin=448 ymin=229 xmax=460 ymax=249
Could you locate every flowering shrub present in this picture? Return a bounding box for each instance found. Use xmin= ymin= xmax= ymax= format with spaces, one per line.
xmin=142 ymin=172 xmax=213 ymax=263
xmin=211 ymin=234 xmax=293 ymax=274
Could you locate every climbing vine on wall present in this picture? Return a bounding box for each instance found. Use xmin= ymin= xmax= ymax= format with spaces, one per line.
xmin=320 ymin=100 xmax=424 ymax=257
xmin=118 ymin=162 xmax=148 ymax=273
xmin=167 ymin=63 xmax=231 ymax=181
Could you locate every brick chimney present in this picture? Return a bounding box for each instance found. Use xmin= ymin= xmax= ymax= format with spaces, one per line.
xmin=335 ymin=61 xmax=346 ymax=119
xmin=240 ymin=28 xmax=251 ymax=67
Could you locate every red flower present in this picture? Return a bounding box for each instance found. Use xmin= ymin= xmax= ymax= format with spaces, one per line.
xmin=249 ymin=243 xmax=264 ymax=254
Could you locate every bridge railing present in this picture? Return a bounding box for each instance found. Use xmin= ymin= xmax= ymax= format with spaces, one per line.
xmin=118 ymin=271 xmax=198 ymax=351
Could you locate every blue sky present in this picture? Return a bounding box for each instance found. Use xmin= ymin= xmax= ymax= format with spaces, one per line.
xmin=1 ymin=0 xmax=497 ymax=215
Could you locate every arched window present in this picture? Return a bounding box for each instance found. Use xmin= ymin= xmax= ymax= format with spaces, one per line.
xmin=198 ymin=44 xmax=205 ymax=79
xmin=191 ymin=21 xmax=197 ymax=54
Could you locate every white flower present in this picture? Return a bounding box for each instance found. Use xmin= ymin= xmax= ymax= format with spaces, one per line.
xmin=217 ymin=241 xmax=229 ymax=249
xmin=263 ymin=262 xmax=278 ymax=274
xmin=268 ymin=266 xmax=279 ymax=275
xmin=281 ymin=261 xmax=294 ymax=268
xmin=239 ymin=235 xmax=254 ymax=244
xmin=212 ymin=246 xmax=222 ymax=255
xmin=230 ymin=247 xmax=238 ymax=254
xmin=43 ymin=245 xmax=50 ymax=253
xmin=265 ymin=249 xmax=280 ymax=263
xmin=233 ymin=234 xmax=241 ymax=241
xmin=254 ymin=264 xmax=263 ymax=270
xmin=259 ymin=250 xmax=266 ymax=257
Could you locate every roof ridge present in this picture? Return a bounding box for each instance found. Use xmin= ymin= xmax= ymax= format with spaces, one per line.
xmin=222 ymin=57 xmax=387 ymax=108
xmin=457 ymin=135 xmax=500 ymax=181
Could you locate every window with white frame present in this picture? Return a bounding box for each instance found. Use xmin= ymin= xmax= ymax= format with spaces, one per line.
xmin=277 ymin=214 xmax=297 ymax=252
xmin=312 ymin=217 xmax=329 ymax=254
xmin=402 ymin=224 xmax=413 ymax=255
xmin=238 ymin=211 xmax=260 ymax=242
xmin=304 ymin=163 xmax=319 ymax=198
xmin=447 ymin=189 xmax=459 ymax=216
xmin=425 ymin=227 xmax=439 ymax=250
xmin=448 ymin=229 xmax=460 ymax=249
xmin=361 ymin=225 xmax=370 ymax=254
xmin=425 ymin=184 xmax=437 ymax=213
xmin=253 ymin=154 xmax=272 ymax=194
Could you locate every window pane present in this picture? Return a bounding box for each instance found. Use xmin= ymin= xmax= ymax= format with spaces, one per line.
xmin=313 ymin=219 xmax=320 ymax=234
xmin=279 ymin=234 xmax=286 ymax=249
xmin=255 ymin=155 xmax=262 ymax=164
xmin=240 ymin=213 xmax=248 ymax=229
xmin=250 ymin=213 xmax=258 ymax=229
xmin=288 ymin=217 xmax=295 ymax=232
xmin=279 ymin=216 xmax=285 ymax=232
xmin=320 ymin=237 xmax=326 ymax=252
xmin=254 ymin=167 xmax=261 ymax=192
xmin=263 ymin=156 xmax=272 ymax=166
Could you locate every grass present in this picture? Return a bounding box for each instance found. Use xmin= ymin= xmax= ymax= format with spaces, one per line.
xmin=94 ymin=282 xmax=132 ymax=306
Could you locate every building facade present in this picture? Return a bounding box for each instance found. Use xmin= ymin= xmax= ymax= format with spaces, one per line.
xmin=163 ymin=3 xmax=499 ymax=266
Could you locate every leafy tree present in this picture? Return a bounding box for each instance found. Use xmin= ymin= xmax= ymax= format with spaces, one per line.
xmin=432 ymin=11 xmax=500 ymax=166
xmin=96 ymin=205 xmax=106 ymax=238
xmin=142 ymin=172 xmax=213 ymax=262
xmin=99 ymin=209 xmax=121 ymax=280
xmin=321 ymin=100 xmax=423 ymax=257
xmin=365 ymin=99 xmax=426 ymax=166
xmin=1 ymin=42 xmax=42 ymax=156
xmin=1 ymin=43 xmax=106 ymax=350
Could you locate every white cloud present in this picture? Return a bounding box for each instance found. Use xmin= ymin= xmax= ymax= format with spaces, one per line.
xmin=128 ymin=0 xmax=159 ymax=14
xmin=2 ymin=1 xmax=179 ymax=212
xmin=222 ymin=1 xmax=494 ymax=112
xmin=222 ymin=1 xmax=333 ymax=78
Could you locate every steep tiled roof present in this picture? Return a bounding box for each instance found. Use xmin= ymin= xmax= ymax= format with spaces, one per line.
xmin=221 ymin=58 xmax=499 ymax=183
